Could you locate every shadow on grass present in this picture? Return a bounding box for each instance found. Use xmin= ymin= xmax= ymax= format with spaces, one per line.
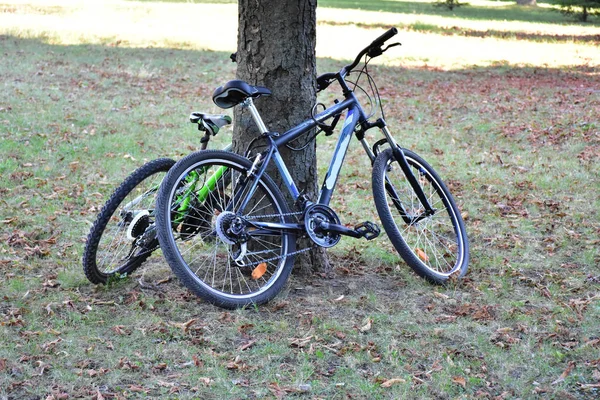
xmin=1 ymin=34 xmax=597 ymax=79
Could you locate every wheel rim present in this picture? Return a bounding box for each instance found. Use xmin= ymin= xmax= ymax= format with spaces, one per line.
xmin=164 ymin=158 xmax=291 ymax=300
xmin=96 ymin=172 xmax=165 ymax=275
xmin=383 ymin=156 xmax=466 ymax=276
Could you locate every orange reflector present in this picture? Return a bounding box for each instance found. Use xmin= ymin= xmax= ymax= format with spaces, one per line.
xmin=252 ymin=263 xmax=267 ymax=280
xmin=416 ymin=248 xmax=429 ymax=262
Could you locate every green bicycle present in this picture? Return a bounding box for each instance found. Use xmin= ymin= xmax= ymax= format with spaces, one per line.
xmin=82 ymin=113 xmax=231 ymax=284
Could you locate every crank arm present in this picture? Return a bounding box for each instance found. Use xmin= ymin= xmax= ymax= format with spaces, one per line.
xmin=316 ymin=221 xmax=362 ymax=238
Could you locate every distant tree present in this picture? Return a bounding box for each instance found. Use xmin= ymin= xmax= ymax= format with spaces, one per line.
xmin=434 ymin=0 xmax=468 ymax=11
xmin=558 ymin=0 xmax=600 ymax=21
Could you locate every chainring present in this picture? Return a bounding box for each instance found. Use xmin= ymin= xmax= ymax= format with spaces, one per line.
xmin=304 ymin=204 xmax=341 ymax=248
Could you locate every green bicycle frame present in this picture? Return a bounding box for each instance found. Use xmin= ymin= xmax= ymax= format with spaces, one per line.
xmin=173 ymin=165 xmax=228 ymax=225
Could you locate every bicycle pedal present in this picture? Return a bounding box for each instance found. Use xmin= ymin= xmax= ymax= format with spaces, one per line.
xmin=354 ymin=221 xmax=380 ymax=240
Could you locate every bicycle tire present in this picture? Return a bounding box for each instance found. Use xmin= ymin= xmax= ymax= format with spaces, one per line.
xmin=372 ymin=148 xmax=469 ymax=283
xmin=155 ymin=150 xmax=296 ymax=309
xmin=83 ymin=158 xmax=175 ymax=284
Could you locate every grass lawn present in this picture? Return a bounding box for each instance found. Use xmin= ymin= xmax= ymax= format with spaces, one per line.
xmin=1 ymin=0 xmax=599 ymax=399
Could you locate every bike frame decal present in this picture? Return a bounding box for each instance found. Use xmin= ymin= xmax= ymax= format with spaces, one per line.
xmin=318 ymin=107 xmax=357 ymax=205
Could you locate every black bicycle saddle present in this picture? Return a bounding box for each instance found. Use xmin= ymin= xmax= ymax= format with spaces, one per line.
xmin=212 ymin=80 xmax=271 ymax=109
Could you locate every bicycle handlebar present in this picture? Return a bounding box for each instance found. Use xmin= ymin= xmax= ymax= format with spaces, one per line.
xmin=316 ymin=27 xmax=398 ymax=92
xmin=369 ymin=27 xmax=398 ymax=52
xmin=343 ymin=27 xmax=398 ymax=75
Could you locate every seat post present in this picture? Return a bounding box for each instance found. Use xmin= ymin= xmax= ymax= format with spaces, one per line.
xmin=242 ymin=98 xmax=268 ymax=134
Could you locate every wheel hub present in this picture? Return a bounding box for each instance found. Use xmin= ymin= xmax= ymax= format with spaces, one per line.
xmin=215 ymin=211 xmax=247 ymax=245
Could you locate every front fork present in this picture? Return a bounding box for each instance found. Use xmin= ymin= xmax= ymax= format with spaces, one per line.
xmin=360 ymin=119 xmax=436 ymax=225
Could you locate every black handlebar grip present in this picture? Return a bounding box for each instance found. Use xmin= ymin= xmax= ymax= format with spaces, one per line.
xmin=316 ymin=72 xmax=337 ymax=91
xmin=370 ymin=27 xmax=398 ymax=49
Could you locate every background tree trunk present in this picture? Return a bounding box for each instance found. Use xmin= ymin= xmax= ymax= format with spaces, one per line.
xmin=233 ymin=0 xmax=330 ymax=275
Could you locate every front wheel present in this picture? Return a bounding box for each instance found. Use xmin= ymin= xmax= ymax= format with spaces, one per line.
xmin=155 ymin=150 xmax=296 ymax=309
xmin=83 ymin=158 xmax=175 ymax=284
xmin=372 ymin=148 xmax=469 ymax=283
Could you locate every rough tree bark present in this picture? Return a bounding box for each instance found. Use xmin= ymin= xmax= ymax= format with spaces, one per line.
xmin=233 ymin=0 xmax=330 ymax=275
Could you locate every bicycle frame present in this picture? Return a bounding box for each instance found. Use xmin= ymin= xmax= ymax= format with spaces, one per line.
xmin=232 ymin=86 xmax=435 ymax=235
xmin=175 ymin=75 xmax=435 ymax=237
xmin=235 ymin=95 xmax=362 ymax=212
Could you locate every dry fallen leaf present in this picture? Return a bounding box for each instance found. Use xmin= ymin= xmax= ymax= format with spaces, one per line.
xmin=112 ymin=325 xmax=129 ymax=335
xmin=268 ymin=382 xmax=286 ymax=399
xmin=433 ymin=292 xmax=450 ymax=300
xmin=198 ymin=377 xmax=212 ymax=386
xmin=360 ymin=318 xmax=373 ymax=333
xmin=238 ymin=340 xmax=257 ymax=352
xmin=552 ymin=361 xmax=575 ymax=385
xmin=381 ymin=378 xmax=406 ymax=387
xmin=580 ymin=383 xmax=600 ymax=390
xmin=452 ymin=376 xmax=466 ymax=388
xmin=415 ymin=248 xmax=429 ymax=262
xmin=289 ymin=336 xmax=313 ymax=348
xmin=169 ymin=318 xmax=198 ymax=334
xmin=128 ymin=385 xmax=149 ymax=394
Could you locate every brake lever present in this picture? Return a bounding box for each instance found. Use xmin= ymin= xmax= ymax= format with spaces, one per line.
xmin=382 ymin=42 xmax=402 ymax=53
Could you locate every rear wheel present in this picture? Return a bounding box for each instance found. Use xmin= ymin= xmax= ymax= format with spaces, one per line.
xmin=372 ymin=148 xmax=469 ymax=283
xmin=83 ymin=158 xmax=175 ymax=284
xmin=155 ymin=150 xmax=296 ymax=309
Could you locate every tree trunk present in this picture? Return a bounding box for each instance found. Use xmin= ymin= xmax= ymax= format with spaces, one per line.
xmin=234 ymin=0 xmax=330 ymax=275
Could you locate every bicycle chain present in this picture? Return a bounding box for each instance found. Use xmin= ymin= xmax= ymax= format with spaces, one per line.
xmin=241 ymin=246 xmax=313 ymax=268
xmin=244 ymin=210 xmax=304 ymax=220
xmin=241 ymin=210 xmax=316 ymax=267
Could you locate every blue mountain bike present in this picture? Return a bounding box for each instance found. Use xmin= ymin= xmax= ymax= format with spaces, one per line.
xmin=155 ymin=28 xmax=469 ymax=308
